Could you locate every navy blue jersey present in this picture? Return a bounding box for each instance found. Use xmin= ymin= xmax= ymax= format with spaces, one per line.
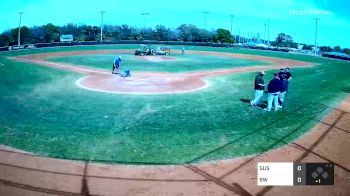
xmin=280 ymin=80 xmax=289 ymax=92
xmin=278 ymin=71 xmax=289 ymax=92
xmin=285 ymin=72 xmax=292 ymax=80
xmin=278 ymin=72 xmax=288 ymax=80
xmin=268 ymin=78 xmax=282 ymax=93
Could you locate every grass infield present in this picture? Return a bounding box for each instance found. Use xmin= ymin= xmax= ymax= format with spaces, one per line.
xmin=45 ymin=53 xmax=269 ymax=73
xmin=0 ymin=45 xmax=349 ymax=164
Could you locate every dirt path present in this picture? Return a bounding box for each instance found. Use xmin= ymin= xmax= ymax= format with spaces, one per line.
xmin=14 ymin=49 xmax=315 ymax=94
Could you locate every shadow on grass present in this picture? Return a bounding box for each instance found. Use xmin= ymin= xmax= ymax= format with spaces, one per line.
xmin=240 ymin=98 xmax=267 ymax=109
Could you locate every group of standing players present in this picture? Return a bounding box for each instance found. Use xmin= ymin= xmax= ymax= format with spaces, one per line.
xmin=250 ymin=68 xmax=292 ymax=111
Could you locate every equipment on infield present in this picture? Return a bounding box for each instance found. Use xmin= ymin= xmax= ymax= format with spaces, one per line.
xmin=155 ymin=47 xmax=170 ymax=55
xmin=134 ymin=45 xmax=170 ymax=56
xmin=134 ymin=44 xmax=154 ymax=56
xmin=120 ymin=70 xmax=131 ymax=77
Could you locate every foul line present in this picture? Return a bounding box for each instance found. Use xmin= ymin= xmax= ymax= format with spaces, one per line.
xmin=15 ymin=58 xmax=109 ymax=75
xmin=14 ymin=50 xmax=316 ymax=95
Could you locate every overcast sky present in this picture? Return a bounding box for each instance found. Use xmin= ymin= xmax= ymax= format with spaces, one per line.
xmin=0 ymin=0 xmax=349 ymax=48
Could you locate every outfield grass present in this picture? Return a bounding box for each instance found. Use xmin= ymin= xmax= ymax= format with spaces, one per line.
xmin=0 ymin=45 xmax=349 ymax=164
xmin=45 ymin=53 xmax=268 ymax=73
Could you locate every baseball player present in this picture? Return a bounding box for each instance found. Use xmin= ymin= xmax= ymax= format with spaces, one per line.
xmin=250 ymin=71 xmax=265 ymax=107
xmin=112 ymin=56 xmax=122 ymax=74
xmin=277 ymin=67 xmax=292 ymax=108
xmin=265 ymin=73 xmax=282 ymax=112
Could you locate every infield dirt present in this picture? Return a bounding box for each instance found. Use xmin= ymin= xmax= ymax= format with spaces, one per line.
xmin=15 ymin=49 xmax=314 ymax=94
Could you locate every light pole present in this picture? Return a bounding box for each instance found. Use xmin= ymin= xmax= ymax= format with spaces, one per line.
xmin=238 ymin=30 xmax=241 ymax=43
xmin=141 ymin=13 xmax=150 ymax=30
xmin=18 ymin=12 xmax=24 ymax=47
xmin=243 ymin=31 xmax=246 ymax=44
xmin=242 ymin=31 xmax=245 ymax=44
xmin=100 ymin=11 xmax=106 ymax=42
xmin=203 ymin=11 xmax=210 ymax=29
xmin=230 ymin=14 xmax=235 ymax=34
xmin=230 ymin=14 xmax=235 ymax=43
xmin=267 ymin=19 xmax=270 ymax=46
xmin=264 ymin=23 xmax=266 ymax=44
xmin=314 ymin=18 xmax=320 ymax=56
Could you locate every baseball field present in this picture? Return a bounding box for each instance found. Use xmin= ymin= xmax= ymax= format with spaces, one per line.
xmin=0 ymin=45 xmax=349 ymax=164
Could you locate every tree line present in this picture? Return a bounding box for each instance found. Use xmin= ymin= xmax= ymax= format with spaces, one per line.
xmin=0 ymin=23 xmax=235 ymax=47
xmin=268 ymin=32 xmax=349 ymax=54
xmin=0 ymin=23 xmax=349 ymax=55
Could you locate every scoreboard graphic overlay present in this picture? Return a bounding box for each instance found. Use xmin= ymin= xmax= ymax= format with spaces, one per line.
xmin=257 ymin=162 xmax=334 ymax=186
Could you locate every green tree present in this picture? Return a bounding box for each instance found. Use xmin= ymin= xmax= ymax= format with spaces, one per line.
xmin=60 ymin=23 xmax=81 ymax=38
xmin=11 ymin=26 xmax=31 ymax=45
xmin=198 ymin=29 xmax=213 ymax=42
xmin=285 ymin=35 xmax=293 ymax=43
xmin=275 ymin=33 xmax=296 ymax=48
xmin=153 ymin=25 xmax=172 ymax=41
xmin=140 ymin=27 xmax=154 ymax=40
xmin=215 ymin=28 xmax=233 ymax=43
xmin=113 ymin=25 xmax=141 ymax=40
xmin=333 ymin=46 xmax=341 ymax=52
xmin=177 ymin=24 xmax=199 ymax=42
xmin=270 ymin=41 xmax=277 ymax=47
xmin=177 ymin=24 xmax=192 ymax=41
xmin=0 ymin=31 xmax=11 ymax=46
xmin=44 ymin=23 xmax=60 ymax=42
xmin=81 ymin=25 xmax=100 ymax=41
xmin=343 ymin=48 xmax=350 ymax=55
xmin=319 ymin=46 xmax=332 ymax=53
xmin=302 ymin=44 xmax=313 ymax=50
xmin=276 ymin=33 xmax=286 ymax=43
xmin=289 ymin=42 xmax=298 ymax=49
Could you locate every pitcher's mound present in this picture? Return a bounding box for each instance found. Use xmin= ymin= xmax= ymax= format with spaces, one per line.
xmin=137 ymin=56 xmax=177 ymax=62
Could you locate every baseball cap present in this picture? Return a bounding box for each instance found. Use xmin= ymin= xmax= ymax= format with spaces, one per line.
xmin=260 ymin=71 xmax=265 ymax=75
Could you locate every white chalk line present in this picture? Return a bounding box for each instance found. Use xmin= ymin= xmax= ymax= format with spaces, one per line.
xmin=17 ymin=57 xmax=211 ymax=95
xmin=75 ymin=76 xmax=210 ymax=95
xmin=15 ymin=52 xmax=314 ymax=96
xmin=17 ymin=58 xmax=109 ymax=75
